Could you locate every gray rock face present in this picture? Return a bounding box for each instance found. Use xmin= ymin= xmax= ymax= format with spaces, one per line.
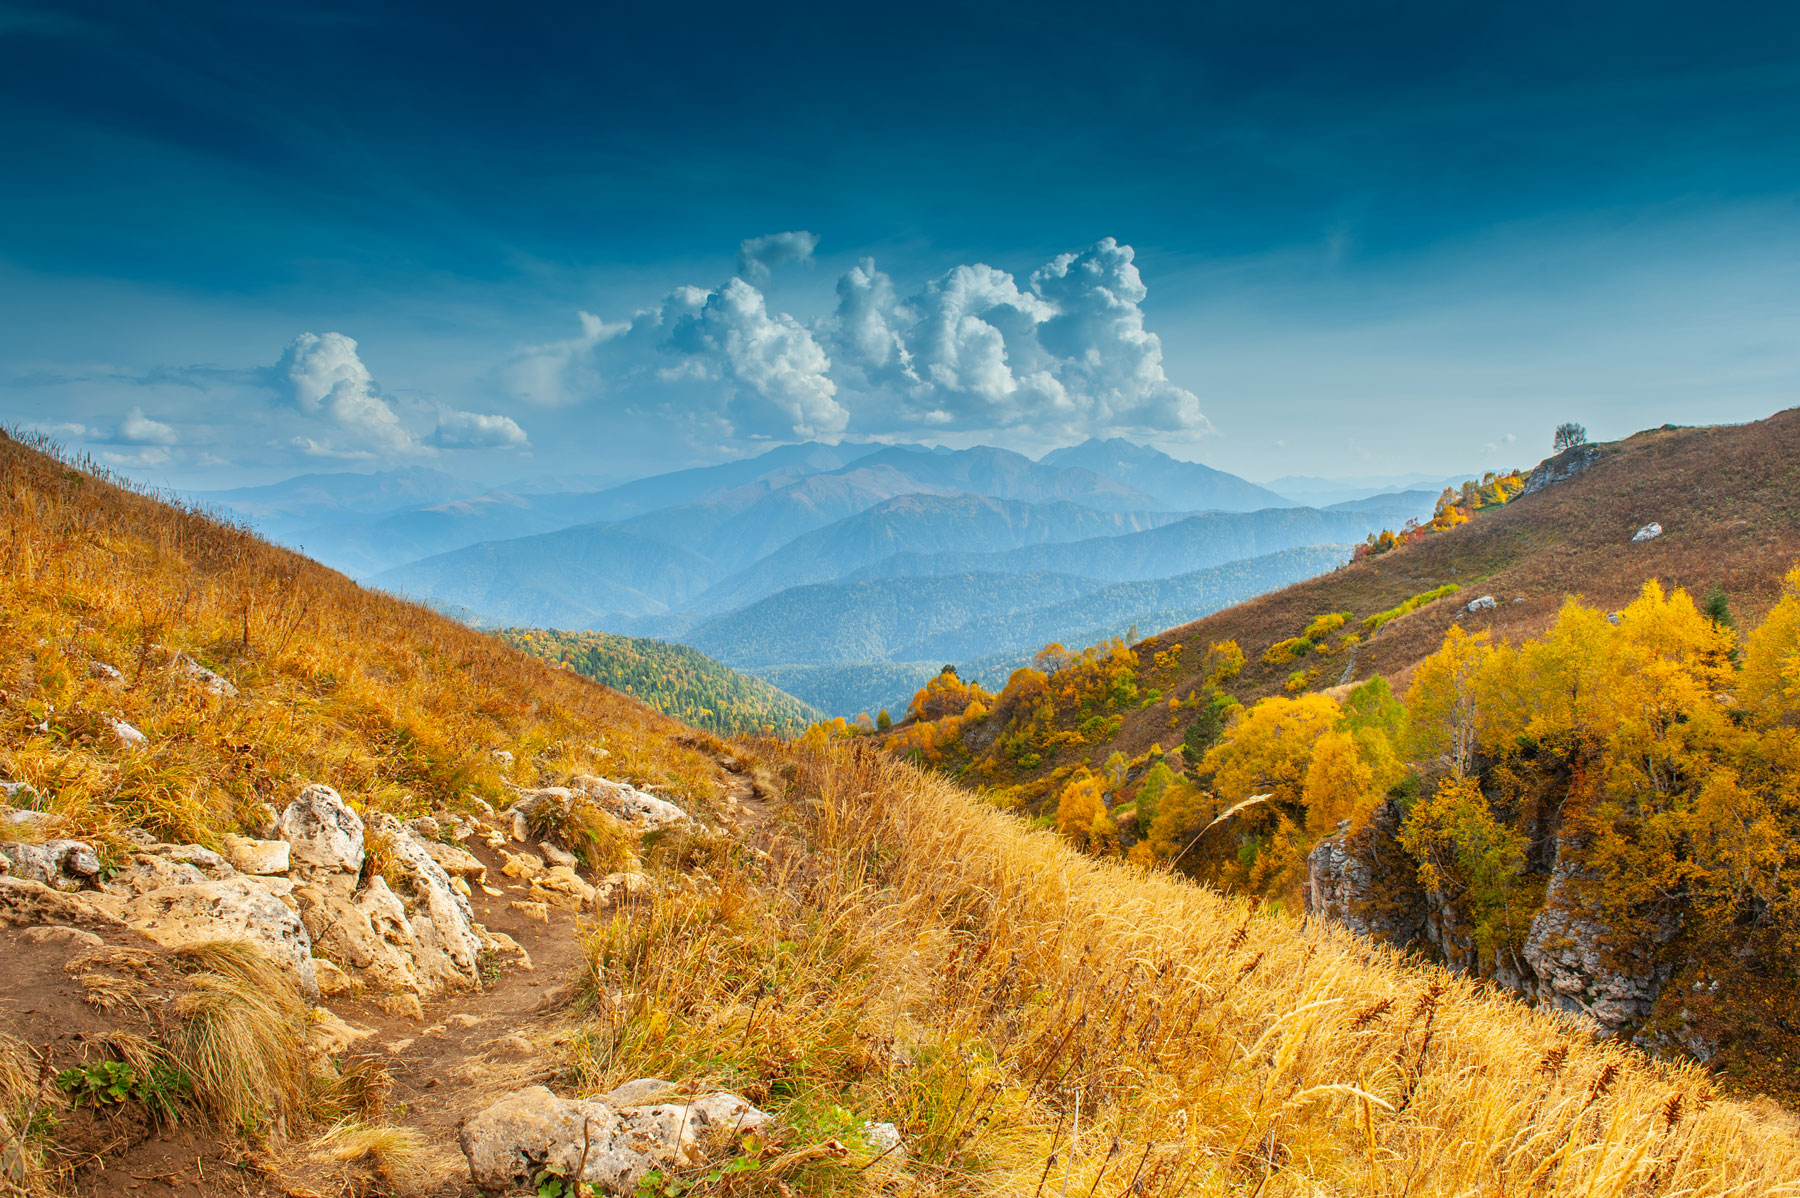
xmin=123 ymin=876 xmax=319 ymax=998
xmin=1522 ymin=444 xmax=1601 ymax=495
xmin=0 ymin=876 xmax=127 ymax=928
xmin=369 ymin=814 xmax=482 ymax=992
xmin=1522 ymin=843 xmax=1675 ymax=1039
xmin=278 ymin=784 xmax=365 ymax=873
xmin=459 ymin=1087 xmax=646 ymax=1195
xmin=460 ymin=1086 xmax=771 ymax=1195
xmin=567 ymin=775 xmax=692 ymax=832
xmin=0 ymin=840 xmax=102 ymax=892
xmin=1304 ymin=802 xmax=1426 ymax=947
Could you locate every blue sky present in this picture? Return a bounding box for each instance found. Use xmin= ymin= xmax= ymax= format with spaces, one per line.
xmin=3 ymin=0 xmax=1797 ymax=488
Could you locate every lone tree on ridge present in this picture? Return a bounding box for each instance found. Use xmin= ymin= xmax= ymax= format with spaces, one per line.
xmin=1553 ymin=422 xmax=1588 ymax=452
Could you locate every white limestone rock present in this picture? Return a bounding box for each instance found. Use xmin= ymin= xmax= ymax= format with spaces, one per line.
xmin=0 ymin=840 xmax=101 ymax=892
xmin=277 ymin=784 xmax=365 ymax=873
xmin=123 ymin=876 xmax=319 ymax=998
xmin=295 ymin=874 xmax=422 ymax=996
xmin=221 ymin=834 xmax=291 ymax=876
xmin=459 ymin=1087 xmax=650 ymax=1195
xmin=1632 ymin=521 xmax=1663 ymax=542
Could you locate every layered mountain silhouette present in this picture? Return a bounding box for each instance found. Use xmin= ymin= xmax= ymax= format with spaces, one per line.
xmin=199 ymin=439 xmax=1444 ymax=717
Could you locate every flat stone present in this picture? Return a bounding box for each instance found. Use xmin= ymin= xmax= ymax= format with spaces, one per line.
xmin=222 ymin=834 xmax=291 ymax=876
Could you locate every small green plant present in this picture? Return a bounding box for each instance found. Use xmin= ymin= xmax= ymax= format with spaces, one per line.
xmin=56 ymin=1061 xmax=135 ymax=1107
xmin=56 ymin=1058 xmax=192 ymax=1122
xmin=634 ymin=1155 xmax=761 ymax=1197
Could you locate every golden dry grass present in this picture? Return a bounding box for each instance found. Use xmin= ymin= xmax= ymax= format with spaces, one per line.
xmin=576 ymin=743 xmax=1800 ymax=1197
xmin=0 ymin=429 xmax=723 ymax=853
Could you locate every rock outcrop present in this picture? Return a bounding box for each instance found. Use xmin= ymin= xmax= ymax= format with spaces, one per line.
xmin=123 ymin=876 xmax=320 ymax=998
xmin=1522 ymin=843 xmax=1677 ymax=1038
xmin=460 ymin=1085 xmax=772 ymax=1195
xmin=1522 ymin=443 xmax=1601 ymax=495
xmin=1304 ymin=802 xmax=1426 ymax=947
xmin=278 ymin=784 xmax=366 ymax=873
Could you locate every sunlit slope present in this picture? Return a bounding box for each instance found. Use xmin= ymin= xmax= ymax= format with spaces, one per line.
xmin=0 ymin=430 xmax=726 ymax=849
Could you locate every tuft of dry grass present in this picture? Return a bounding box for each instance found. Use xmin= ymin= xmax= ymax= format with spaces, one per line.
xmin=168 ymin=941 xmax=312 ymax=1135
xmin=573 ymin=741 xmax=1800 ymax=1197
xmin=0 ymin=1034 xmax=52 ymax=1198
xmin=308 ymin=1117 xmax=455 ymax=1194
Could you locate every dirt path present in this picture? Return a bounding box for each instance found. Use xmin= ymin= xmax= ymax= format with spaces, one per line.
xmin=325 ymin=834 xmax=595 ymax=1186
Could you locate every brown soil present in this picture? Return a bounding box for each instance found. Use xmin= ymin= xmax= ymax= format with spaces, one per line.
xmin=3 ymin=756 xmax=771 ymax=1198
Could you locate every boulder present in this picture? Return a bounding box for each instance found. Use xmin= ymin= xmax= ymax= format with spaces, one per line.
xmin=614 ymin=1103 xmax=704 ymax=1166
xmin=601 ymin=1079 xmax=674 ymax=1107
xmin=864 ymin=1121 xmax=903 ymax=1158
xmin=369 ymin=814 xmax=482 ymax=993
xmin=1466 ymin=595 xmax=1497 ymax=612
xmin=530 ymin=865 xmax=596 ymax=912
xmin=310 ymin=1007 xmax=378 ymax=1057
xmin=295 ymin=874 xmax=423 ymax=997
xmin=460 ymin=1086 xmax=653 ymax=1195
xmin=109 ymin=719 xmax=147 ymax=749
xmin=568 ymin=776 xmax=691 ymax=832
xmin=221 ymin=835 xmax=291 ymax=876
xmin=123 ymin=877 xmax=319 ymax=998
xmin=539 ymin=841 xmax=578 ymax=869
xmin=0 ymin=840 xmax=101 ymax=892
xmin=20 ymin=925 xmax=104 ymax=949
xmin=596 ymin=873 xmax=654 ymax=908
xmin=688 ymin=1092 xmax=773 ymax=1138
xmin=157 ymin=843 xmax=234 ymax=878
xmin=0 ymin=877 xmax=126 ymax=929
xmin=170 ymin=653 xmax=237 ymax=698
xmin=1632 ymin=522 xmax=1663 ymax=543
xmin=277 ymin=784 xmax=365 ymax=873
xmin=419 ymin=838 xmax=486 ymax=885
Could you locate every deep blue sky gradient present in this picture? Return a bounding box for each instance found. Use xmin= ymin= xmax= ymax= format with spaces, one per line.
xmin=4 ymin=0 xmax=1798 ymax=486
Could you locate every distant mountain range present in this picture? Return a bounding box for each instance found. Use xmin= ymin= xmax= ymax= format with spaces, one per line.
xmin=196 ymin=438 xmax=1449 ymax=718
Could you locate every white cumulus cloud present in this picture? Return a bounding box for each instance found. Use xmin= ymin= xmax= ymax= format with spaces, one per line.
xmin=432 ymin=409 xmax=530 ymax=449
xmin=118 ymin=406 xmax=178 ymax=445
xmin=276 ymin=331 xmax=416 ymax=455
xmin=736 ymin=230 xmax=820 ymax=285
xmin=825 ymin=237 xmax=1207 ymax=438
xmin=277 ymin=331 xmax=527 ymax=457
xmin=508 ymin=235 xmax=1200 ymax=445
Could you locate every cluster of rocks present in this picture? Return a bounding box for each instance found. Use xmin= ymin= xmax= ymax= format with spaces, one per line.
xmin=0 ymin=771 xmax=680 ymax=1008
xmin=460 ymin=1081 xmax=772 ymax=1195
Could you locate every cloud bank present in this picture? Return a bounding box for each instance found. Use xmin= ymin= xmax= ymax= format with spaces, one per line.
xmin=277 ymin=332 xmax=528 ymax=457
xmin=543 ymin=235 xmax=1208 ymax=443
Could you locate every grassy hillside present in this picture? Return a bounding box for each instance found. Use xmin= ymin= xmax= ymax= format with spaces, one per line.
xmin=874 ymin=412 xmax=1800 ymax=1100
xmin=896 ymin=413 xmax=1800 ymax=790
xmin=3 ymin=428 xmax=1799 ymax=1194
xmin=498 ymin=626 xmax=822 ymax=736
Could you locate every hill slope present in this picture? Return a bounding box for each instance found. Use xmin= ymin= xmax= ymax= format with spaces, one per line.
xmin=1 ymin=429 xmax=1796 ymax=1194
xmin=498 ymin=627 xmax=823 ymax=736
xmin=877 ymin=411 xmax=1800 ymax=1098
